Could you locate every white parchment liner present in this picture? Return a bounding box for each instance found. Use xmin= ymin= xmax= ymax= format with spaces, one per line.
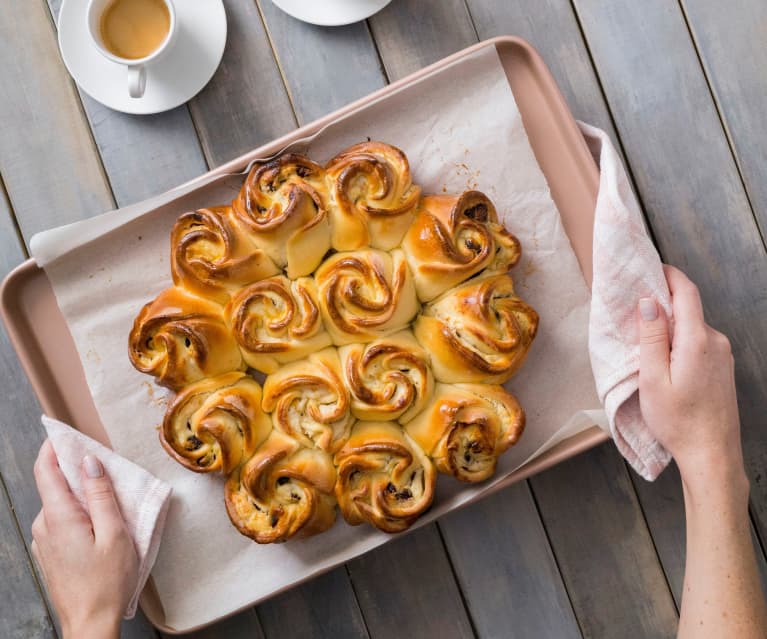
xmin=32 ymin=47 xmax=606 ymax=630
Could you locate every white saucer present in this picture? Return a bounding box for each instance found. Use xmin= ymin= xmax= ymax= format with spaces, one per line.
xmin=58 ymin=0 xmax=227 ymax=115
xmin=271 ymin=0 xmax=392 ymax=26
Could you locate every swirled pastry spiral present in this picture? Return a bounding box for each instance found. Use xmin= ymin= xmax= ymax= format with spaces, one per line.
xmin=334 ymin=421 xmax=436 ymax=533
xmin=225 ymin=430 xmax=337 ymax=543
xmin=225 ymin=275 xmax=331 ymax=374
xmin=128 ymin=287 xmax=244 ymax=390
xmin=401 ymin=191 xmax=521 ymax=302
xmin=314 ymin=248 xmax=418 ymax=345
xmin=160 ymin=372 xmax=271 ymax=474
xmin=325 ymin=141 xmax=421 ymax=251
xmin=232 ymin=154 xmax=331 ymax=278
xmin=170 ymin=206 xmax=279 ymax=304
xmin=339 ymin=330 xmax=434 ymax=423
xmin=414 ymin=273 xmax=538 ymax=384
xmin=405 ymin=383 xmax=525 ymax=482
xmin=262 ymin=348 xmax=355 ymax=454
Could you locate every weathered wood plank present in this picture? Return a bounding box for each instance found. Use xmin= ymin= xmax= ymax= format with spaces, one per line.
xmin=0 ymin=182 xmax=56 ymax=638
xmin=440 ymin=482 xmax=581 ymax=639
xmin=681 ymin=0 xmax=767 ymax=237
xmin=257 ymin=568 xmax=369 ymax=639
xmin=368 ymin=0 xmax=477 ymax=81
xmin=255 ymin=0 xmax=385 ymax=122
xmin=532 ymin=444 xmax=678 ymax=637
xmin=347 ymin=525 xmax=475 ymax=639
xmin=161 ymin=609 xmax=265 ymax=639
xmin=572 ymin=0 xmax=767 ymax=571
xmin=0 ymin=0 xmax=113 ymax=241
xmin=189 ymin=0 xmax=296 ymax=167
xmin=0 ymin=479 xmax=55 ymax=639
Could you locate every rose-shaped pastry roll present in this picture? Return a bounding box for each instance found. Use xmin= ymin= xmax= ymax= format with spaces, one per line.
xmin=262 ymin=348 xmax=355 ymax=454
xmin=401 ymin=191 xmax=521 ymax=302
xmin=334 ymin=421 xmax=436 ymax=533
xmin=405 ymin=383 xmax=525 ymax=482
xmin=170 ymin=206 xmax=279 ymax=304
xmin=339 ymin=330 xmax=434 ymax=424
xmin=161 ymin=372 xmax=271 ymax=474
xmin=225 ymin=275 xmax=331 ymax=374
xmin=232 ymin=154 xmax=331 ymax=278
xmin=225 ymin=430 xmax=337 ymax=543
xmin=315 ymin=248 xmax=418 ymax=345
xmin=325 ymin=141 xmax=421 ymax=251
xmin=414 ymin=273 xmax=538 ymax=384
xmin=129 ymin=287 xmax=244 ymax=390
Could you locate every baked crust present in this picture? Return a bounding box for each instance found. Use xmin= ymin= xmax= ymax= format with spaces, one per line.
xmin=334 ymin=421 xmax=436 ymax=533
xmin=325 ymin=141 xmax=421 ymax=251
xmin=339 ymin=330 xmax=433 ymax=424
xmin=225 ymin=430 xmax=337 ymax=543
xmin=414 ymin=273 xmax=539 ymax=384
xmin=262 ymin=348 xmax=355 ymax=454
xmin=405 ymin=383 xmax=525 ymax=482
xmin=128 ymin=287 xmax=244 ymax=391
xmin=170 ymin=206 xmax=279 ymax=304
xmin=232 ymin=154 xmax=331 ymax=278
xmin=225 ymin=275 xmax=331 ymax=374
xmin=402 ymin=191 xmax=521 ymax=302
xmin=161 ymin=372 xmax=271 ymax=474
xmin=314 ymin=248 xmax=418 ymax=345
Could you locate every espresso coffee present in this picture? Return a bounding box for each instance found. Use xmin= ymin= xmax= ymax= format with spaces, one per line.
xmin=99 ymin=0 xmax=170 ymax=60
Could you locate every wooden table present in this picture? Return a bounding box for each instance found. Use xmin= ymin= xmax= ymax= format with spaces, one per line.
xmin=2 ymin=1 xmax=766 ymax=637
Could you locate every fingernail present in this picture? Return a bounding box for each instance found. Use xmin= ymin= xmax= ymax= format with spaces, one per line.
xmin=639 ymin=297 xmax=658 ymax=321
xmin=83 ymin=455 xmax=103 ymax=478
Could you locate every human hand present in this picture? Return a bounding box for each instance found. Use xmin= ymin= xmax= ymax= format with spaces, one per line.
xmin=31 ymin=440 xmax=138 ymax=639
xmin=638 ymin=265 xmax=746 ymax=493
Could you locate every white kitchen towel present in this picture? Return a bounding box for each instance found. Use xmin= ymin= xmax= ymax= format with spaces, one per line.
xmin=42 ymin=415 xmax=172 ymax=619
xmin=581 ymin=122 xmax=673 ymax=480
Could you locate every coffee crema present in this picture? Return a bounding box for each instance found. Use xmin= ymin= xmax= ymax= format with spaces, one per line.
xmin=99 ymin=0 xmax=170 ymax=60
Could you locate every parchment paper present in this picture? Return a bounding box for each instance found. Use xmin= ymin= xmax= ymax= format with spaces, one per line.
xmin=33 ymin=47 xmax=605 ymax=630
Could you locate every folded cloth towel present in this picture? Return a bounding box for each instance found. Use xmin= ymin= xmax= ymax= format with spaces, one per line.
xmin=580 ymin=122 xmax=673 ymax=481
xmin=42 ymin=415 xmax=172 ymax=619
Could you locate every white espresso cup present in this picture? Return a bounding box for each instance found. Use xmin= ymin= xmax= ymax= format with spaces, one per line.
xmin=87 ymin=0 xmax=177 ymax=99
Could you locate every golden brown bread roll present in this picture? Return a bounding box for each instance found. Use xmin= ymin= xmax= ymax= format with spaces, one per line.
xmin=339 ymin=330 xmax=434 ymax=423
xmin=325 ymin=141 xmax=421 ymax=251
xmin=128 ymin=287 xmax=244 ymax=390
xmin=405 ymin=383 xmax=525 ymax=482
xmin=314 ymin=248 xmax=418 ymax=345
xmin=413 ymin=273 xmax=538 ymax=384
xmin=225 ymin=275 xmax=331 ymax=374
xmin=334 ymin=421 xmax=436 ymax=533
xmin=401 ymin=191 xmax=521 ymax=302
xmin=160 ymin=372 xmax=271 ymax=474
xmin=225 ymin=430 xmax=337 ymax=543
xmin=170 ymin=206 xmax=279 ymax=304
xmin=261 ymin=348 xmax=355 ymax=454
xmin=232 ymin=154 xmax=331 ymax=278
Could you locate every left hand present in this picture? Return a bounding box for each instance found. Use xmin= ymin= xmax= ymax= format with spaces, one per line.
xmin=31 ymin=440 xmax=138 ymax=639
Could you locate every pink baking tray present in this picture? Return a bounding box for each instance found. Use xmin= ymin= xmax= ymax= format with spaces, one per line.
xmin=1 ymin=36 xmax=608 ymax=633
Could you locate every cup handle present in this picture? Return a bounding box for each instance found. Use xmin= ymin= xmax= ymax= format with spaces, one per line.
xmin=128 ymin=65 xmax=147 ymax=98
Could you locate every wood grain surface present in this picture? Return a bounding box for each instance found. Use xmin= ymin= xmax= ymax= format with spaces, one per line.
xmin=1 ymin=1 xmax=766 ymax=638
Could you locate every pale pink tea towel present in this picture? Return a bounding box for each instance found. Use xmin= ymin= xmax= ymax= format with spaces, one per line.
xmin=42 ymin=415 xmax=172 ymax=619
xmin=581 ymin=122 xmax=673 ymax=480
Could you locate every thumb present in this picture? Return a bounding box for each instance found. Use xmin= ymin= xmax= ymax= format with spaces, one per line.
xmin=82 ymin=455 xmax=125 ymax=542
xmin=638 ymin=297 xmax=670 ymax=388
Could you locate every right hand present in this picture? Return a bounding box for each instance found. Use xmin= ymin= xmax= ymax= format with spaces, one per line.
xmin=637 ymin=265 xmax=745 ymax=489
